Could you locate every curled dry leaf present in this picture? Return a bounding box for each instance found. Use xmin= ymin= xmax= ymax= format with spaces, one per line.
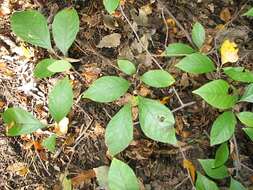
xmin=97 ymin=33 xmax=121 ymax=48
xmin=54 ymin=117 xmax=69 ymax=136
xmin=221 ymin=40 xmax=239 ymax=65
xmin=183 ymin=159 xmax=196 ymax=182
xmin=220 ymin=8 xmax=231 ymax=22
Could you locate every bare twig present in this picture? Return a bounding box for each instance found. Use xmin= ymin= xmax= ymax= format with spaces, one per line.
xmin=178 ymin=146 xmax=196 ymax=190
xmin=119 ymin=5 xmax=163 ymax=70
xmin=173 ymin=176 xmax=189 ymax=190
xmin=232 ymin=135 xmax=241 ymax=177
xmin=161 ymin=8 xmax=169 ymax=47
xmin=158 ymin=1 xmax=194 ymax=47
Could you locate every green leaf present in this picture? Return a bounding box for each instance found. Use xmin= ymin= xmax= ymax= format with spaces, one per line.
xmin=237 ymin=112 xmax=253 ymax=127
xmin=117 ymin=59 xmax=136 ymax=75
xmin=165 ymin=43 xmax=196 ymax=57
xmin=243 ymin=7 xmax=253 ymax=17
xmin=94 ymin=166 xmax=110 ymax=189
xmin=11 ymin=10 xmax=51 ymax=50
xmin=210 ymin=111 xmax=236 ymax=146
xmin=60 ymin=172 xmax=72 ymax=190
xmin=239 ymin=83 xmax=253 ymax=103
xmin=3 ymin=107 xmax=45 ymax=136
xmin=230 ymin=178 xmax=246 ymax=190
xmin=214 ymin=142 xmax=229 ymax=168
xmin=105 ymin=104 xmax=133 ymax=156
xmin=195 ymin=172 xmax=219 ymax=190
xmin=52 ymin=8 xmax=79 ymax=55
xmin=34 ymin=58 xmax=56 ymax=79
xmin=176 ymin=53 xmax=215 ymax=74
xmin=198 ymin=159 xmax=229 ymax=179
xmin=223 ymin=67 xmax=253 ymax=83
xmin=138 ymin=96 xmax=177 ymax=145
xmin=83 ymin=76 xmax=130 ymax=103
xmin=243 ymin=127 xmax=253 ymax=141
xmin=103 ymin=0 xmax=120 ymax=14
xmin=140 ymin=70 xmax=175 ymax=88
xmin=47 ymin=60 xmax=72 ymax=73
xmin=192 ymin=22 xmax=205 ymax=49
xmin=108 ymin=158 xmax=139 ymax=190
xmin=193 ymin=80 xmax=238 ymax=109
xmin=48 ymin=77 xmax=73 ymax=122
xmin=42 ymin=134 xmax=57 ymax=153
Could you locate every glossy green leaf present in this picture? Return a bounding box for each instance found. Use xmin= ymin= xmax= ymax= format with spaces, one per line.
xmin=47 ymin=60 xmax=72 ymax=73
xmin=193 ymin=80 xmax=238 ymax=109
xmin=108 ymin=158 xmax=139 ymax=190
xmin=239 ymin=83 xmax=253 ymax=103
xmin=103 ymin=0 xmax=120 ymax=14
xmin=138 ymin=96 xmax=177 ymax=145
xmin=11 ymin=10 xmax=51 ymax=49
xmin=237 ymin=112 xmax=253 ymax=127
xmin=243 ymin=127 xmax=253 ymax=141
xmin=165 ymin=43 xmax=196 ymax=56
xmin=195 ymin=172 xmax=219 ymax=190
xmin=223 ymin=67 xmax=253 ymax=83
xmin=230 ymin=178 xmax=246 ymax=190
xmin=176 ymin=53 xmax=215 ymax=74
xmin=140 ymin=70 xmax=175 ymax=88
xmin=210 ymin=111 xmax=236 ymax=146
xmin=42 ymin=134 xmax=57 ymax=153
xmin=3 ymin=107 xmax=45 ymax=136
xmin=192 ymin=22 xmax=205 ymax=49
xmin=52 ymin=8 xmax=79 ymax=55
xmin=214 ymin=142 xmax=229 ymax=168
xmin=198 ymin=159 xmax=229 ymax=179
xmin=48 ymin=77 xmax=73 ymax=122
xmin=243 ymin=7 xmax=253 ymax=17
xmin=34 ymin=58 xmax=56 ymax=79
xmin=105 ymin=104 xmax=133 ymax=156
xmin=117 ymin=59 xmax=136 ymax=75
xmin=83 ymin=76 xmax=130 ymax=103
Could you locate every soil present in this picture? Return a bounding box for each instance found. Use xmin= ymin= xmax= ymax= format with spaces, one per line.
xmin=0 ymin=0 xmax=253 ymax=190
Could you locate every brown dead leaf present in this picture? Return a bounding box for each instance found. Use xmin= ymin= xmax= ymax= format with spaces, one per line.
xmin=33 ymin=141 xmax=43 ymax=151
xmin=183 ymin=159 xmax=196 ymax=182
xmin=220 ymin=8 xmax=231 ymax=22
xmin=0 ymin=100 xmax=5 ymax=108
xmin=132 ymin=107 xmax=138 ymax=121
xmin=97 ymin=33 xmax=121 ymax=48
xmin=82 ymin=64 xmax=101 ymax=84
xmin=160 ymin=96 xmax=171 ymax=105
xmin=138 ymin=85 xmax=151 ymax=96
xmin=72 ymin=169 xmax=96 ymax=188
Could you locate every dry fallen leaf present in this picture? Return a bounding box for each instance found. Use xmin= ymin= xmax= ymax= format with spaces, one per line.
xmin=97 ymin=33 xmax=121 ymax=48
xmin=72 ymin=169 xmax=96 ymax=188
xmin=55 ymin=117 xmax=69 ymax=136
xmin=7 ymin=162 xmax=30 ymax=177
xmin=220 ymin=8 xmax=231 ymax=22
xmin=183 ymin=159 xmax=196 ymax=182
xmin=220 ymin=39 xmax=239 ymax=65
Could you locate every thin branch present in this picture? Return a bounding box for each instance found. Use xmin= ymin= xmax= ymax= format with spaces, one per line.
xmin=158 ymin=1 xmax=194 ymax=47
xmin=161 ymin=8 xmax=169 ymax=47
xmin=232 ymin=134 xmax=241 ymax=177
xmin=119 ymin=5 xmax=163 ymax=70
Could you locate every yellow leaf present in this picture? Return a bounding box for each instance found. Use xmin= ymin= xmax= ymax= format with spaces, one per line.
xmin=183 ymin=159 xmax=196 ymax=182
xmin=220 ymin=40 xmax=239 ymax=65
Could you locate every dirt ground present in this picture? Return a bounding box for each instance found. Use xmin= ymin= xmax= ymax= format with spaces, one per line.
xmin=0 ymin=0 xmax=253 ymax=189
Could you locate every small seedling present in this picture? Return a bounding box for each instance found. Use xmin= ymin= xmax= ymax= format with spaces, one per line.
xmin=11 ymin=8 xmax=79 ymax=78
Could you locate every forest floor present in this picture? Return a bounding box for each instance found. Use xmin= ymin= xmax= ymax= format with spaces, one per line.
xmin=0 ymin=0 xmax=253 ymax=189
